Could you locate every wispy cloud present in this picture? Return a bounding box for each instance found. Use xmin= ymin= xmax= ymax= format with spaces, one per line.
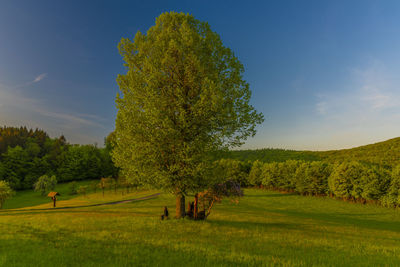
xmin=316 ymin=101 xmax=328 ymax=115
xmin=316 ymin=61 xmax=400 ymax=116
xmin=352 ymin=63 xmax=398 ymax=109
xmin=0 ymin=82 xmax=107 ymax=144
xmin=308 ymin=60 xmax=400 ymax=149
xmin=362 ymin=90 xmax=392 ymax=109
xmin=12 ymin=73 xmax=48 ymax=89
xmin=34 ymin=108 xmax=104 ymax=128
xmin=32 ymin=73 xmax=47 ymax=83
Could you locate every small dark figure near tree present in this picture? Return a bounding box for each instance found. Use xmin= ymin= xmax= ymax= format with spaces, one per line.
xmin=186 ymin=201 xmax=195 ymax=218
xmin=161 ymin=206 xmax=169 ymax=220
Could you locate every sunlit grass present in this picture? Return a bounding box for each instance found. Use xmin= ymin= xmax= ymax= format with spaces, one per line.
xmin=2 ymin=180 xmax=97 ymax=209
xmin=0 ymin=189 xmax=400 ymax=266
xmin=21 ymin=189 xmax=159 ymax=210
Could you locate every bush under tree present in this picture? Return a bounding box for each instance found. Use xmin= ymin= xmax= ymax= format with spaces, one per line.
xmin=0 ymin=180 xmax=14 ymax=209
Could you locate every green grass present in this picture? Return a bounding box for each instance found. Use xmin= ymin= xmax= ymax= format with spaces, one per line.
xmin=1 ymin=188 xmax=400 ymax=266
xmin=3 ymin=180 xmax=94 ymax=209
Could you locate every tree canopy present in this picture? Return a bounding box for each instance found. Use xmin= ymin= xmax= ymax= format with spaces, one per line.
xmin=113 ymin=12 xmax=263 ymax=218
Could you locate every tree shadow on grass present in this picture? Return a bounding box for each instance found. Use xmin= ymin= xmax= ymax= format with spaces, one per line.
xmin=206 ymin=217 xmax=400 ymax=244
xmin=0 ymin=193 xmax=160 ymax=213
xmin=206 ymin=219 xmax=304 ymax=231
xmin=267 ymin=208 xmax=400 ymax=233
xmin=0 ymin=209 xmax=157 ymax=217
xmin=244 ymin=192 xmax=296 ymax=198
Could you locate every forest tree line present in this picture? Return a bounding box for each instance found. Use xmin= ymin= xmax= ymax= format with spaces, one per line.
xmin=213 ymin=158 xmax=400 ymax=208
xmin=0 ymin=126 xmax=117 ymax=190
xmin=220 ymin=137 xmax=400 ymax=168
xmin=1 ymin=126 xmax=400 ymax=208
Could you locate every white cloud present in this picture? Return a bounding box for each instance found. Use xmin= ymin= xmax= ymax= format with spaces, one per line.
xmin=11 ymin=73 xmax=48 ymax=89
xmin=32 ymin=73 xmax=47 ymax=83
xmin=316 ymin=101 xmax=328 ymax=115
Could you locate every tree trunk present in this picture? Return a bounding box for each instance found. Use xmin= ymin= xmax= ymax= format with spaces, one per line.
xmin=176 ymin=194 xmax=185 ymax=218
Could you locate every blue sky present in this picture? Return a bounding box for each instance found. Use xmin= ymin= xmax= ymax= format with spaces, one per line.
xmin=1 ymin=0 xmax=400 ymax=150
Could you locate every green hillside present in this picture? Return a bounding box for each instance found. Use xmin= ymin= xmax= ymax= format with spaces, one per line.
xmin=218 ymin=149 xmax=320 ymax=163
xmin=318 ymin=137 xmax=400 ymax=168
xmin=222 ymin=137 xmax=400 ymax=168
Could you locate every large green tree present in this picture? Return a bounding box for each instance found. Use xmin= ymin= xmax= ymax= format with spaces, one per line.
xmin=113 ymin=12 xmax=263 ymax=218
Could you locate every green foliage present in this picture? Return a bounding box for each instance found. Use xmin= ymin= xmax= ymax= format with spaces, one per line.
xmin=357 ymin=167 xmax=390 ymax=201
xmin=328 ymin=162 xmax=389 ymax=201
xmin=278 ymin=160 xmax=302 ymax=191
xmin=98 ymin=177 xmax=111 ymax=189
xmin=0 ymin=162 xmax=5 ymax=181
xmin=296 ymin=161 xmax=332 ymax=195
xmin=77 ymin=185 xmax=88 ymax=196
xmin=241 ymin=159 xmax=393 ymax=207
xmin=219 ymin=137 xmax=400 ymax=169
xmin=1 ymin=145 xmax=31 ymax=189
xmin=261 ymin=161 xmax=299 ymax=190
xmin=0 ymin=126 xmax=117 ymax=190
xmin=0 ymin=126 xmax=48 ymax=156
xmin=327 ymin=162 xmax=361 ymax=199
xmin=0 ymin=180 xmax=14 ymax=208
xmin=318 ymin=137 xmax=400 ymax=168
xmin=214 ymin=159 xmax=250 ymax=186
xmin=261 ymin=162 xmax=280 ymax=189
xmin=98 ymin=177 xmax=112 ymax=196
xmin=381 ymin=165 xmax=400 ymax=207
xmin=48 ymin=175 xmax=57 ymax=191
xmin=90 ymin=180 xmax=98 ymax=193
xmin=69 ymin=181 xmax=78 ymax=195
xmin=216 ymin=148 xmax=321 ymax=163
xmin=58 ymin=145 xmax=103 ymax=182
xmin=34 ymin=175 xmax=57 ymax=196
xmin=113 ymin=12 xmax=263 ymax=198
xmin=248 ymin=160 xmax=263 ymax=186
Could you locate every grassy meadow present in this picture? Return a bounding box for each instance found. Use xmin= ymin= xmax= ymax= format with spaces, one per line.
xmin=2 ymin=180 xmax=94 ymax=209
xmin=0 ymin=188 xmax=400 ymax=266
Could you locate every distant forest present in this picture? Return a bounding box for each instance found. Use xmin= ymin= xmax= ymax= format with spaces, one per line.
xmin=219 ymin=137 xmax=400 ymax=169
xmin=2 ymin=125 xmax=400 ymax=193
xmin=215 ymin=138 xmax=400 ymax=208
xmin=0 ymin=126 xmax=117 ymax=190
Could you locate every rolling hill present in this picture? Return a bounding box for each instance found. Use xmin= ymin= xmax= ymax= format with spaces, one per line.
xmin=222 ymin=137 xmax=400 ymax=168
